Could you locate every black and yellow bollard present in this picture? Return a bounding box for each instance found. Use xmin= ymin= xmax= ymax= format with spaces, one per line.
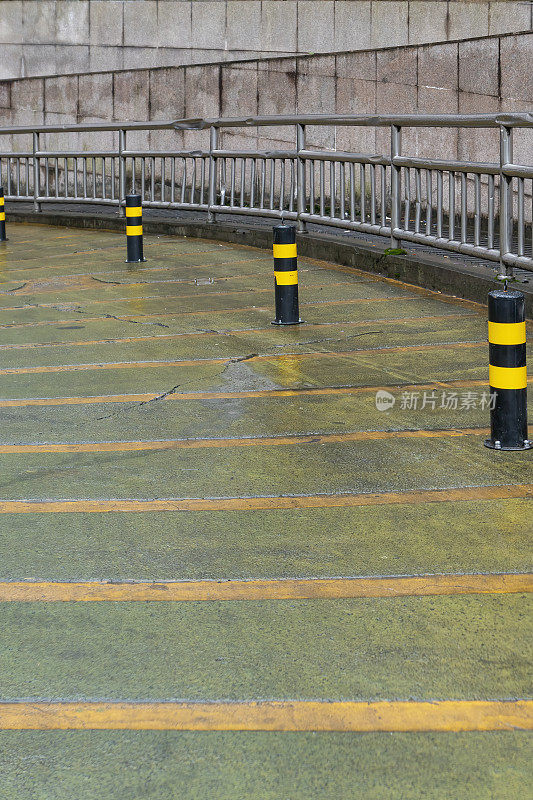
xmin=0 ymin=187 xmax=7 ymax=242
xmin=125 ymin=193 xmax=145 ymax=263
xmin=272 ymin=224 xmax=301 ymax=325
xmin=485 ymin=289 xmax=531 ymax=450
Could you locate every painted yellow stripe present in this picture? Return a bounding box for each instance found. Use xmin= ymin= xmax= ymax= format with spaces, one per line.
xmin=0 ymin=341 xmax=486 ymax=377
xmin=273 ymin=243 xmax=297 ymax=259
xmin=0 ymin=573 xmax=530 ymax=602
xmin=2 ymin=376 xmax=532 ymax=408
xmin=0 ymin=484 xmax=530 ymax=514
xmin=0 ymin=427 xmax=508 ymax=455
xmin=125 ymin=206 xmax=142 ymax=217
xmin=126 ymin=225 xmax=142 ymax=236
xmin=0 ymin=700 xmax=530 ymax=732
xmin=489 ymin=364 xmax=527 ymax=390
xmin=0 ymin=310 xmax=472 ymax=335
xmin=0 ymin=294 xmax=416 ymax=312
xmin=275 ymin=270 xmax=298 ymax=286
xmin=0 ymin=212 xmax=5 ymax=221
xmin=0 ymin=198 xmax=4 ymax=206
xmin=488 ymin=321 xmax=526 ymax=345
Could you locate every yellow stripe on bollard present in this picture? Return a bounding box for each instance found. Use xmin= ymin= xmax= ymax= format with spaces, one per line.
xmin=275 ymin=270 xmax=298 ymax=286
xmin=273 ymin=243 xmax=297 ymax=259
xmin=0 ymin=198 xmax=4 ymax=206
xmin=126 ymin=225 xmax=143 ymax=236
xmin=488 ymin=321 xmax=526 ymax=345
xmin=489 ymin=364 xmax=527 ymax=390
xmin=125 ymin=206 xmax=142 ymax=217
xmin=0 ymin=213 xmax=4 ymax=222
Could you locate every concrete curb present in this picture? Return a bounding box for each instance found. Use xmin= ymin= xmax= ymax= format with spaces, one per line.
xmin=7 ymin=207 xmax=533 ymax=319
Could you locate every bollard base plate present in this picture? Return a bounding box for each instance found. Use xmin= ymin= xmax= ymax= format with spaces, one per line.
xmin=125 ymin=258 xmax=147 ymax=263
xmin=484 ymin=439 xmax=532 ymax=451
xmin=271 ymin=319 xmax=303 ymax=326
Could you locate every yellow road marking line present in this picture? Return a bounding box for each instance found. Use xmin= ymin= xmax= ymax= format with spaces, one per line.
xmin=0 ymin=313 xmax=477 ymax=349
xmin=0 ymin=700 xmax=530 ymax=731
xmin=2 ymin=427 xmax=518 ymax=455
xmin=2 ymin=377 xmax=532 ymax=407
xmin=0 ymin=484 xmax=530 ymax=514
xmin=2 ymin=249 xmax=251 ymax=273
xmin=0 ymin=341 xmax=486 ymax=376
xmin=0 ymin=573 xmax=530 ymax=601
xmin=0 ymin=310 xmax=472 ymax=333
xmin=0 ymin=277 xmax=349 ymax=299
xmin=0 ymin=294 xmax=417 ymax=314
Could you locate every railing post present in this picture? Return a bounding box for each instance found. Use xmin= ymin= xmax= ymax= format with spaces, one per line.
xmin=118 ymin=129 xmax=126 ymax=217
xmin=32 ymin=131 xmax=41 ymax=212
xmin=390 ymin=124 xmax=402 ymax=247
xmin=296 ymin=123 xmax=307 ymax=233
xmin=499 ymin=125 xmax=513 ymax=276
xmin=207 ymin=125 xmax=218 ymax=223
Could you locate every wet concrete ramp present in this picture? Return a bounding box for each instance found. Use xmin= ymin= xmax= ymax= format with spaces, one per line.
xmin=0 ymin=224 xmax=531 ymax=799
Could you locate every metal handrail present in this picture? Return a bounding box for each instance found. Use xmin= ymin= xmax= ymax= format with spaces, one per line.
xmin=1 ymin=113 xmax=532 ymax=272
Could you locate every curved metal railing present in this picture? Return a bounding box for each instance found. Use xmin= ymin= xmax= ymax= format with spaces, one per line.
xmin=1 ymin=113 xmax=532 ymax=272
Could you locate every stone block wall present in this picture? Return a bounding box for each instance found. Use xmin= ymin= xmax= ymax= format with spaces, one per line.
xmin=0 ymin=0 xmax=531 ymax=80
xmin=1 ymin=30 xmax=531 ymax=170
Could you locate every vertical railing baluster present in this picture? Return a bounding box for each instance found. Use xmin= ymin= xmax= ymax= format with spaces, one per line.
xmin=390 ymin=124 xmax=401 ymax=246
xmin=190 ymin=158 xmax=196 ymax=205
xmin=487 ymin=174 xmax=494 ymax=250
xmin=32 ymin=131 xmax=41 ymax=211
xmin=260 ymin=158 xmax=265 ymax=209
xmin=296 ymin=123 xmax=306 ymax=232
xmin=449 ymin=171 xmax=455 ymax=240
xmin=240 ymin=158 xmax=246 ymax=208
xmin=340 ymin=161 xmax=345 ymax=220
xmin=207 ymin=125 xmax=218 ymax=222
xmin=118 ymin=129 xmax=126 ymax=216
xmin=349 ymin=162 xmax=355 ymax=223
xmin=404 ymin=168 xmax=411 ymax=231
xmin=360 ymin=164 xmax=366 ymax=223
xmin=370 ymin=165 xmax=376 ymax=226
xmin=499 ymin=126 xmax=513 ymax=274
xmin=425 ymin=169 xmax=432 ymax=235
xmin=436 ymin=170 xmax=443 ymax=239
xmin=517 ymin=177 xmax=524 ymax=257
xmin=381 ymin=164 xmax=386 ymax=228
xmin=231 ymin=158 xmax=236 ymax=207
xmin=250 ymin=158 xmax=256 ymax=208
xmin=414 ymin=168 xmax=421 ymax=233
xmin=474 ymin=173 xmax=481 ymax=246
xmin=181 ymin=158 xmax=187 ymax=203
xmin=460 ymin=172 xmax=467 ymax=244
xmin=330 ymin=160 xmax=335 ymax=218
xmin=319 ymin=160 xmax=325 ymax=217
xmin=200 ymin=158 xmax=206 ymax=205
xmin=170 ymin=158 xmax=176 ymax=204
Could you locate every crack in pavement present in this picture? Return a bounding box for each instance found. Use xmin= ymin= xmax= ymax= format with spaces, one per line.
xmin=104 ymin=314 xmax=169 ymax=328
xmin=274 ymin=331 xmax=384 ymax=348
xmin=138 ymin=384 xmax=181 ymax=406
